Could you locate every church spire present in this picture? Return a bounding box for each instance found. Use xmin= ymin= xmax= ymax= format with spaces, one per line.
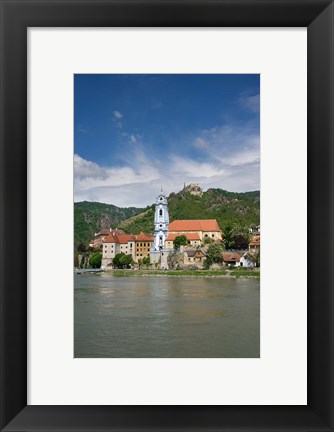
xmin=151 ymin=189 xmax=169 ymax=252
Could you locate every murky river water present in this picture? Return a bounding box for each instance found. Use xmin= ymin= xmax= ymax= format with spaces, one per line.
xmin=74 ymin=274 xmax=260 ymax=358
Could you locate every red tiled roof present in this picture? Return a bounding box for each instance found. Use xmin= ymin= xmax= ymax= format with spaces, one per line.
xmin=223 ymin=252 xmax=241 ymax=262
xmin=169 ymin=219 xmax=221 ymax=232
xmin=134 ymin=232 xmax=154 ymax=242
xmin=103 ymin=233 xmax=119 ymax=243
xmin=166 ymin=232 xmax=201 ymax=241
xmin=117 ymin=234 xmax=134 ymax=244
xmin=103 ymin=232 xmax=153 ymax=244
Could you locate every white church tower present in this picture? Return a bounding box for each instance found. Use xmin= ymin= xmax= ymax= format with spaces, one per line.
xmin=150 ymin=189 xmax=169 ymax=267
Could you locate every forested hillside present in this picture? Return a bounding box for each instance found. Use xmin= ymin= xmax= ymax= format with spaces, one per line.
xmin=119 ymin=188 xmax=260 ymax=234
xmin=74 ymin=201 xmax=144 ymax=249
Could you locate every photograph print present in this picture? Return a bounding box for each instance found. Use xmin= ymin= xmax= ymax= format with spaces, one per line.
xmin=74 ymin=74 xmax=260 ymax=358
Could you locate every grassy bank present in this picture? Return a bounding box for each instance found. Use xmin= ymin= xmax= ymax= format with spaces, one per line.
xmin=108 ymin=269 xmax=260 ymax=278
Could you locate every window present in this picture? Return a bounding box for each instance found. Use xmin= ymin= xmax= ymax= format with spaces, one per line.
xmin=212 ymin=234 xmax=215 ymax=238
xmin=159 ymin=209 xmax=162 ymax=216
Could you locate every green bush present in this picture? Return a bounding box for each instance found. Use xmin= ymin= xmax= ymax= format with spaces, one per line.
xmin=89 ymin=252 xmax=102 ymax=268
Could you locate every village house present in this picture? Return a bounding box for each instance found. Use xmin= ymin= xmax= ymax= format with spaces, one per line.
xmin=249 ymin=234 xmax=260 ymax=253
xmin=223 ymin=252 xmax=242 ymax=266
xmin=239 ymin=253 xmax=256 ymax=268
xmin=183 ymin=249 xmax=207 ymax=268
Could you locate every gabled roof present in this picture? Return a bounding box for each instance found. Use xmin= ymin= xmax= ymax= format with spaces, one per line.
xmin=186 ymin=249 xmax=206 ymax=257
xmin=169 ymin=219 xmax=221 ymax=232
xmin=134 ymin=232 xmax=154 ymax=242
xmin=223 ymin=252 xmax=242 ymax=262
xmin=102 ymin=233 xmax=119 ymax=243
xmin=166 ymin=232 xmax=201 ymax=241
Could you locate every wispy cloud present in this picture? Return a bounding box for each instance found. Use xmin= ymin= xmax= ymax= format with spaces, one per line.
xmin=238 ymin=93 xmax=260 ymax=113
xmin=193 ymin=137 xmax=209 ymax=149
xmin=74 ymin=126 xmax=259 ymax=207
xmin=113 ymin=110 xmax=123 ymax=119
xmin=113 ymin=110 xmax=123 ymax=128
xmin=77 ymin=125 xmax=89 ymax=134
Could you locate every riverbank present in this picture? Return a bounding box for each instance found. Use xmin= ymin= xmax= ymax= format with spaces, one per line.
xmin=104 ymin=269 xmax=260 ymax=278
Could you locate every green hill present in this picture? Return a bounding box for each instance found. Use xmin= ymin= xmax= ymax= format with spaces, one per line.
xmin=74 ymin=201 xmax=144 ymax=249
xmin=119 ymin=188 xmax=260 ymax=234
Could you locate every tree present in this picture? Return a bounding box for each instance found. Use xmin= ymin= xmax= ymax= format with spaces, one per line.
xmin=223 ymin=224 xmax=234 ymax=249
xmin=204 ymin=243 xmax=224 ymax=269
xmin=203 ymin=236 xmax=214 ymax=245
xmin=207 ymin=243 xmax=224 ymax=262
xmin=223 ymin=224 xmax=251 ymax=250
xmin=77 ymin=243 xmax=86 ymax=253
xmin=80 ymin=255 xmax=86 ymax=269
xmin=248 ymin=250 xmax=260 ymax=267
xmin=113 ymin=253 xmax=133 ymax=269
xmin=120 ymin=254 xmax=133 ymax=268
xmin=89 ymin=252 xmax=102 ymax=268
xmin=174 ymin=235 xmax=188 ymax=249
xmin=142 ymin=256 xmax=150 ymax=266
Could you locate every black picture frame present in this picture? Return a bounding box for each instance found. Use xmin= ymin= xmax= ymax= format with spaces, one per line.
xmin=1 ymin=1 xmax=333 ymax=431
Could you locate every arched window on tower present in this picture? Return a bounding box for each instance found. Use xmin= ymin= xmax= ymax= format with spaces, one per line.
xmin=159 ymin=209 xmax=163 ymax=216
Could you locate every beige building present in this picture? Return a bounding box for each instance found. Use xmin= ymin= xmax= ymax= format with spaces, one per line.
xmin=183 ymin=249 xmax=207 ymax=267
xmin=168 ymin=219 xmax=222 ymax=242
xmin=165 ymin=232 xmax=202 ymax=249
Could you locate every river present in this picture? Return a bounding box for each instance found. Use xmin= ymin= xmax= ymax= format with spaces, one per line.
xmin=74 ymin=273 xmax=260 ymax=358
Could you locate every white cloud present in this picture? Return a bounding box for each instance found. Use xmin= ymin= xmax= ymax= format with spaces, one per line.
xmin=113 ymin=110 xmax=123 ymax=119
xmin=74 ymin=154 xmax=108 ymax=180
xmin=130 ymin=134 xmax=137 ymax=144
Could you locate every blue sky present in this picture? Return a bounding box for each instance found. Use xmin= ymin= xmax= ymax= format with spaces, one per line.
xmin=74 ymin=74 xmax=260 ymax=207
